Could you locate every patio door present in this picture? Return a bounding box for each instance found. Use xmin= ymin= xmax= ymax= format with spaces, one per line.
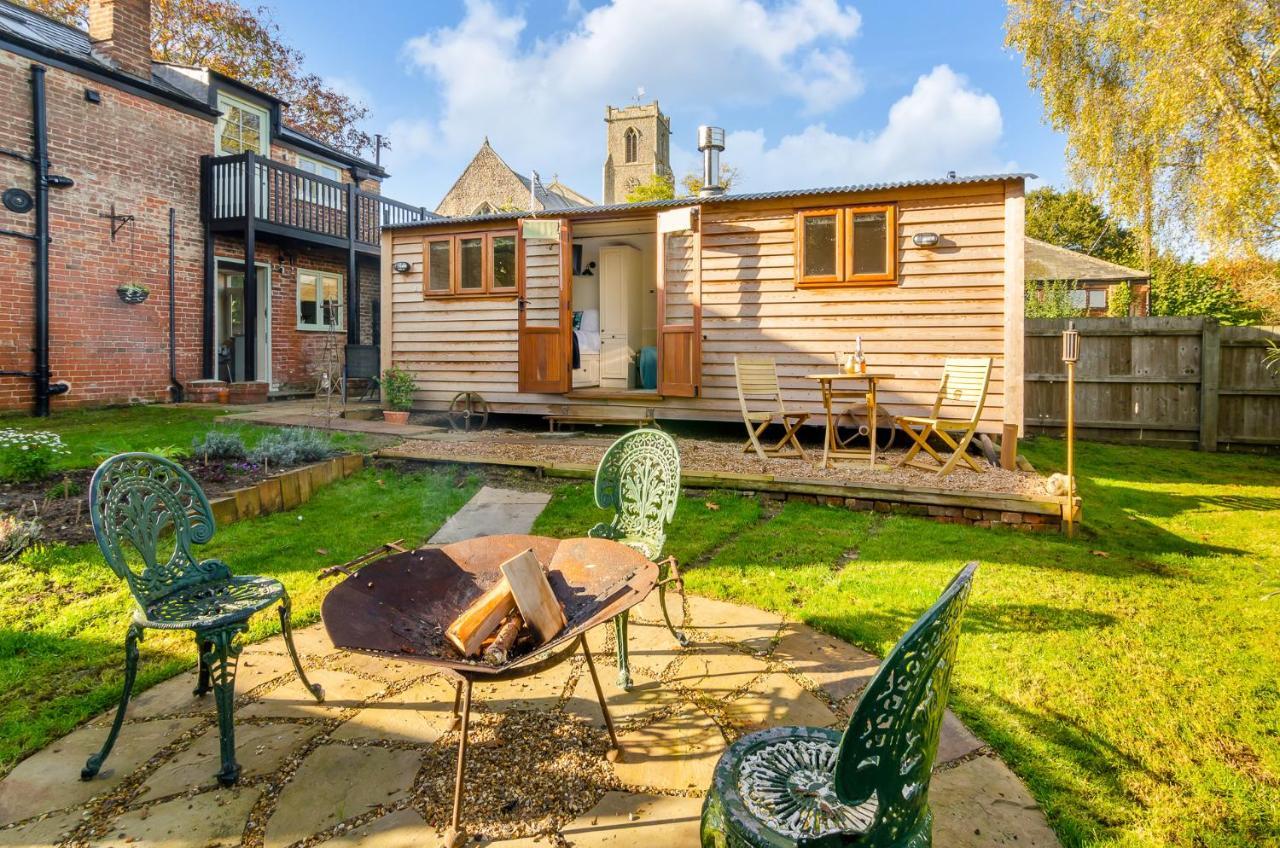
xmin=517 ymin=219 xmax=572 ymax=393
xmin=214 ymin=259 xmax=271 ymax=386
xmin=656 ymin=207 xmax=702 ymax=397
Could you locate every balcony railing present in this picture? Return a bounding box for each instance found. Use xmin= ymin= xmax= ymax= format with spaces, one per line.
xmin=202 ymin=152 xmax=431 ymax=250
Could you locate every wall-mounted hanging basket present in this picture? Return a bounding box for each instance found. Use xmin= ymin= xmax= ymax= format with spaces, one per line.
xmin=116 ymin=285 xmax=149 ymax=304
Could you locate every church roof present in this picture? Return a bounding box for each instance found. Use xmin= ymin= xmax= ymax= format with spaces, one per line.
xmin=436 ymin=139 xmax=589 ymax=215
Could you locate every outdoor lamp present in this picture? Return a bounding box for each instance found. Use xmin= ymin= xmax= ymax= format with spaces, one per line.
xmin=1061 ymin=320 xmax=1080 ymax=537
xmin=1061 ymin=321 xmax=1080 ymax=363
xmin=912 ymin=232 xmax=940 ymax=248
xmin=392 ymin=261 xmax=411 ymax=273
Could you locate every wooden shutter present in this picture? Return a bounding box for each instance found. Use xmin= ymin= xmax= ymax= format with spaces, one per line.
xmin=517 ymin=219 xmax=572 ymax=393
xmin=657 ymin=208 xmax=702 ymax=397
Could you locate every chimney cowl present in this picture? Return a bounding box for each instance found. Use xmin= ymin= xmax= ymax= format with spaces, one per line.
xmin=697 ymin=125 xmax=726 ymax=198
xmin=88 ymin=0 xmax=153 ymax=80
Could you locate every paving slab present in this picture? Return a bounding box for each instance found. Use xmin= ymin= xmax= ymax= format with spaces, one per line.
xmin=938 ymin=711 xmax=986 ymax=765
xmin=331 ymin=676 xmax=458 ymax=744
xmin=139 ymin=722 xmax=316 ymax=799
xmin=239 ymin=668 xmax=387 ymax=720
xmin=930 ymin=755 xmax=1060 ymax=846
xmin=471 ymin=655 xmax=577 ymax=713
xmin=263 ymin=745 xmax=422 ymax=848
xmin=247 ymin=622 xmax=337 ymax=659
xmin=720 ymin=672 xmax=838 ymax=734
xmin=428 ymin=486 xmax=552 ymax=544
xmin=0 ymin=808 xmax=83 ymax=847
xmin=589 ymin=617 xmax=686 ymax=679
xmin=492 ymin=792 xmax=702 ymax=847
xmin=88 ymin=786 xmax=258 ymax=848
xmin=611 ymin=707 xmax=726 ymax=793
xmin=314 ymin=808 xmax=438 ymax=848
xmin=685 ymin=596 xmax=784 ymax=654
xmin=0 ymin=718 xmax=197 ymax=826
xmin=771 ymin=623 xmax=881 ymax=702
xmin=668 ymin=643 xmax=772 ymax=700
xmin=564 ymin=664 xmax=684 ymax=729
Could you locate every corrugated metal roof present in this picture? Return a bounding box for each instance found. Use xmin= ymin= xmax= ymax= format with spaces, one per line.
xmin=1025 ymin=237 xmax=1148 ymax=282
xmin=387 ymin=172 xmax=1035 ymax=230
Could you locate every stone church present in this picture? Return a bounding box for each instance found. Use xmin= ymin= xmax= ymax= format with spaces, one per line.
xmin=434 ymin=101 xmax=672 ymax=215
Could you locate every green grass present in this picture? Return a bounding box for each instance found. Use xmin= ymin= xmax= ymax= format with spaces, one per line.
xmin=0 ymin=405 xmax=372 ymax=473
xmin=0 ymin=465 xmax=479 ymax=772
xmin=534 ymin=439 xmax=1280 ymax=848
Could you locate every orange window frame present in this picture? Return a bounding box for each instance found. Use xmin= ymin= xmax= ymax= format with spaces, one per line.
xmin=795 ymin=203 xmax=897 ymax=287
xmin=421 ymin=230 xmax=519 ymax=298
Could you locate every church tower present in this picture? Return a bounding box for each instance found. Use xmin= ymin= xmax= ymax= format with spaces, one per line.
xmin=602 ymin=101 xmax=672 ymax=204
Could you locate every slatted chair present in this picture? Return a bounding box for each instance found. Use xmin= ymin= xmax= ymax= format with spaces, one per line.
xmin=701 ymin=562 xmax=977 ymax=848
xmin=81 ymin=453 xmax=322 ymax=787
xmin=735 ymin=356 xmax=810 ymax=463
xmin=587 ymin=429 xmax=686 ymax=690
xmin=894 ymin=357 xmax=993 ymax=476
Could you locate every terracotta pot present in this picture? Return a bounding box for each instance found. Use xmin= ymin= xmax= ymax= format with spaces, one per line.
xmin=216 ymin=388 xmax=231 ymax=404
xmin=383 ymin=410 xmax=411 ymax=424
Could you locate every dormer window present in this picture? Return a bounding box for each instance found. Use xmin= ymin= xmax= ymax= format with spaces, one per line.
xmin=216 ymin=93 xmax=269 ymax=156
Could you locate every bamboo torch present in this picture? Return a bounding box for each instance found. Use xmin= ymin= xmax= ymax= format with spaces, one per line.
xmin=1061 ymin=321 xmax=1080 ymax=537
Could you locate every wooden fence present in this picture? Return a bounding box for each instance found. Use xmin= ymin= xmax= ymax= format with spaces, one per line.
xmin=1024 ymin=317 xmax=1280 ymax=450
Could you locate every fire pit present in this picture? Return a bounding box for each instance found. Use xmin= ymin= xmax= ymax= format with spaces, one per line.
xmin=320 ymin=533 xmax=657 ymax=847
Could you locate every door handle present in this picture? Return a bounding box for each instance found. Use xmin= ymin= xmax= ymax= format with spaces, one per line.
xmin=518 ymin=298 xmax=529 ymax=310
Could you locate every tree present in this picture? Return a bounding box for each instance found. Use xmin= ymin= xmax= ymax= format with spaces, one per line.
xmin=1007 ymin=0 xmax=1280 ymax=258
xmin=625 ymin=173 xmax=676 ymax=203
xmin=1148 ymin=257 xmax=1261 ymax=325
xmin=681 ymin=163 xmax=740 ymax=197
xmin=1026 ymin=187 xmax=1139 ymax=265
xmin=21 ymin=0 xmax=372 ymax=155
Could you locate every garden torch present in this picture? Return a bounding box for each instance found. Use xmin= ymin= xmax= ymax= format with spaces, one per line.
xmin=1061 ymin=322 xmax=1080 ymax=537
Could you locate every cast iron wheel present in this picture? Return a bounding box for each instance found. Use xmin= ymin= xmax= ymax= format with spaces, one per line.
xmin=448 ymin=392 xmax=489 ymax=431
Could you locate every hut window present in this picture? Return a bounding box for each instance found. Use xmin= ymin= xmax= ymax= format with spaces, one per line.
xmin=624 ymin=127 xmax=639 ymax=164
xmin=796 ymin=203 xmax=897 ymax=286
xmin=422 ymin=230 xmax=519 ymax=297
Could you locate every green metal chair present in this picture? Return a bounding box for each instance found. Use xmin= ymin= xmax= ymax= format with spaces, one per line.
xmin=82 ymin=453 xmax=323 ymax=787
xmin=700 ymin=562 xmax=977 ymax=848
xmin=587 ymin=428 xmax=685 ymax=690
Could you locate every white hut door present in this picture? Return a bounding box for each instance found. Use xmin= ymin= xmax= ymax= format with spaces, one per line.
xmin=656 ymin=207 xmax=702 ymax=397
xmin=517 ymin=219 xmax=572 ymax=393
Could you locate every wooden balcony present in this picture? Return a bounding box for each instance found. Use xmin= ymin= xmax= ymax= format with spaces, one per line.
xmin=201 ymin=152 xmax=430 ymax=254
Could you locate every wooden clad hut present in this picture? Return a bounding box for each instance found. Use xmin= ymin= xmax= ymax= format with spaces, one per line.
xmin=380 ymin=173 xmax=1030 ymax=455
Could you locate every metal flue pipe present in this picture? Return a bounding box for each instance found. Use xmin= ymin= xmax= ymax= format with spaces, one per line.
xmin=697 ymin=126 xmax=725 ymax=197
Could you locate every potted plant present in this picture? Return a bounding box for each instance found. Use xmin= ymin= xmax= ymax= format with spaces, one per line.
xmin=116 ymin=282 xmax=150 ymax=304
xmin=381 ymin=365 xmax=416 ymax=424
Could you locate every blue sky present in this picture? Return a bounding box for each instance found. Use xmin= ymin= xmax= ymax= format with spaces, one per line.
xmin=266 ymin=0 xmax=1067 ymax=208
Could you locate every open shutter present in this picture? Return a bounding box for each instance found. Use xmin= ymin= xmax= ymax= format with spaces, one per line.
xmin=517 ymin=219 xmax=572 ymax=393
xmin=656 ymin=207 xmax=702 ymax=397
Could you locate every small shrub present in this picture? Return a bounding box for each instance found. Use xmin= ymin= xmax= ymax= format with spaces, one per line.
xmin=248 ymin=428 xmax=339 ymax=469
xmin=381 ymin=365 xmax=416 ymax=411
xmin=0 ymin=429 xmax=69 ymax=482
xmin=92 ymin=444 xmax=190 ymax=464
xmin=45 ymin=476 xmax=82 ymax=500
xmin=0 ymin=512 xmax=41 ymax=562
xmin=191 ymin=430 xmax=247 ymax=462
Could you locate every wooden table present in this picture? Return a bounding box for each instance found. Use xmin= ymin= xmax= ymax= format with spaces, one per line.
xmin=806 ymin=373 xmax=895 ymax=468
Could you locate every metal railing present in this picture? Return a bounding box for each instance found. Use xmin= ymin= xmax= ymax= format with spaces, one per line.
xmin=203 ymin=152 xmax=430 ymax=248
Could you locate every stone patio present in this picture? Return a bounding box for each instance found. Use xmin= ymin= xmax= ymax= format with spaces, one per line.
xmin=0 ymin=593 xmax=1060 ymax=847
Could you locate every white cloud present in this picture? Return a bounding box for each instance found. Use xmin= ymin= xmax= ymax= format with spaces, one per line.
xmin=390 ymin=0 xmax=863 ymax=202
xmin=723 ymin=66 xmax=1006 ymax=191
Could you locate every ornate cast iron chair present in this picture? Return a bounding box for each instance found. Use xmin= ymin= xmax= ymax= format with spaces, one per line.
xmin=701 ymin=562 xmax=977 ymax=848
xmin=82 ymin=453 xmax=323 ymax=787
xmin=587 ymin=428 xmax=685 ymax=690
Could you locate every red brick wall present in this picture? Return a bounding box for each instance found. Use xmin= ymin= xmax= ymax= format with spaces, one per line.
xmin=212 ymin=236 xmax=379 ymax=390
xmin=0 ymin=51 xmax=210 ymax=412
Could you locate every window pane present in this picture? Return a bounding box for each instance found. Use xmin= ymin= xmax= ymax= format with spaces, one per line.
xmin=1069 ymin=289 xmax=1087 ymax=309
xmin=1088 ymin=289 xmax=1107 ymax=308
xmin=322 ymin=276 xmax=342 ymax=327
xmin=428 ymin=241 xmax=451 ymax=291
xmin=492 ymin=235 xmax=516 ymax=288
xmin=802 ymin=215 xmax=838 ymax=277
xmin=851 ymin=211 xmax=887 ymax=276
xmin=459 ymin=237 xmax=484 ymax=290
xmin=299 ymin=275 xmax=317 ymax=325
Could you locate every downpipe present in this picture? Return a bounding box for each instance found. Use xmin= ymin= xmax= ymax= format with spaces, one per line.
xmin=168 ymin=207 xmax=183 ymax=402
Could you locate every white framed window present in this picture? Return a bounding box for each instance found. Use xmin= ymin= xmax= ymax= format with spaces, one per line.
xmin=295 ymin=154 xmax=344 ymax=207
xmin=297 ymin=269 xmax=344 ymax=331
xmin=296 ymin=154 xmax=342 ymax=182
xmin=1069 ymin=289 xmax=1088 ymax=310
xmin=1087 ymin=288 xmax=1108 ymax=309
xmin=216 ymin=93 xmax=270 ymax=156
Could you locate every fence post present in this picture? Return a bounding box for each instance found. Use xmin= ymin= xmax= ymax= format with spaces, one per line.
xmin=1199 ymin=319 xmax=1221 ymax=452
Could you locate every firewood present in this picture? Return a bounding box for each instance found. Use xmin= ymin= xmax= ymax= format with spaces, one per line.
xmin=445 ymin=578 xmax=516 ymax=657
xmin=482 ymin=612 xmax=524 ymax=665
xmin=500 ymin=549 xmax=567 ymax=644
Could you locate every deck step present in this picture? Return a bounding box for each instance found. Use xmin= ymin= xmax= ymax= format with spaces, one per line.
xmin=544 ymin=412 xmax=656 ymax=432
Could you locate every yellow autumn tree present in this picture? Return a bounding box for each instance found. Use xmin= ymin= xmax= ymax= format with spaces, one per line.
xmin=1006 ymin=0 xmax=1280 ymax=258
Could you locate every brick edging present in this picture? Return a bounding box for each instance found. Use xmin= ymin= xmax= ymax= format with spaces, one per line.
xmin=207 ymin=453 xmax=365 ymax=527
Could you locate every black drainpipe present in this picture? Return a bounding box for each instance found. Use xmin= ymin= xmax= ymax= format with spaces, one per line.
xmin=168 ymin=207 xmax=183 ymax=402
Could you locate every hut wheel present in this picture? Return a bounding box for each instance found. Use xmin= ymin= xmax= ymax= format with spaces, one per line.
xmin=447 ymin=392 xmax=489 ymax=432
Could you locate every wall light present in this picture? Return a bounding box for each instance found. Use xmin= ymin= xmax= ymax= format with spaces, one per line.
xmin=392 ymin=261 xmax=411 ymax=273
xmin=912 ymin=232 xmax=940 ymax=248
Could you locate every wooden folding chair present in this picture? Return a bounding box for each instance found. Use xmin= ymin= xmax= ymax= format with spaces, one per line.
xmin=734 ymin=356 xmax=809 ymax=462
xmin=895 ymin=357 xmax=993 ymax=475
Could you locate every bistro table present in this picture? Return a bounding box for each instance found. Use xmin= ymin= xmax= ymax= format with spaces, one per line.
xmin=320 ymin=534 xmax=658 ymax=847
xmin=805 ymin=372 xmax=895 ymax=469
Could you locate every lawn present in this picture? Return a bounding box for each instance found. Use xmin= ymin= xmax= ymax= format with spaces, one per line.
xmin=0 ymin=465 xmax=479 ymax=772
xmin=533 ymin=439 xmax=1280 ymax=848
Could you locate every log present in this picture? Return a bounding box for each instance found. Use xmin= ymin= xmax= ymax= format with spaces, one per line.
xmin=482 ymin=612 xmax=524 ymax=666
xmin=500 ymin=549 xmax=567 ymax=643
xmin=445 ymin=578 xmax=516 ymax=657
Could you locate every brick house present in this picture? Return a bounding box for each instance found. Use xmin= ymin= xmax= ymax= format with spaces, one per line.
xmin=0 ymin=0 xmax=429 ymax=414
